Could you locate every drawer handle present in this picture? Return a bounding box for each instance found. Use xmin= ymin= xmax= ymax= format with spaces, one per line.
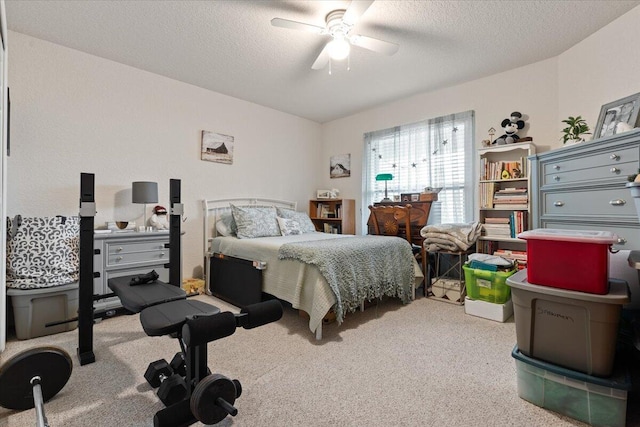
xmin=610 ymin=167 xmax=620 ymax=173
xmin=553 ymin=165 xmax=560 ymax=170
xmin=116 ymin=256 xmax=123 ymax=261
xmin=160 ymin=252 xmax=166 ymax=257
xmin=610 ymin=153 xmax=620 ymax=160
xmin=609 ymin=199 xmax=626 ymax=206
xmin=116 ymin=247 xmax=123 ymax=252
xmin=553 ymin=201 xmax=564 ymax=207
xmin=553 ymin=175 xmax=560 ymax=181
xmin=617 ymin=237 xmax=627 ymax=244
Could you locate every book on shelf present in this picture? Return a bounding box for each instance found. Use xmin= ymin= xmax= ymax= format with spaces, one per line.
xmin=493 ymin=203 xmax=528 ymax=210
xmin=484 ymin=217 xmax=510 ymax=224
xmin=479 ymin=157 xmax=527 ymax=180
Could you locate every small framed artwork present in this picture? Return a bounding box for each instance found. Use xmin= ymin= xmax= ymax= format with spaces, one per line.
xmin=316 ymin=189 xmax=331 ymax=199
xmin=201 ymin=130 xmax=234 ymax=164
xmin=594 ymin=93 xmax=640 ymax=140
xmin=330 ymin=153 xmax=351 ymax=178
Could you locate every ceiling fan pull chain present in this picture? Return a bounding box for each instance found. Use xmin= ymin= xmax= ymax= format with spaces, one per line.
xmin=329 ymin=58 xmax=332 ymax=76
xmin=347 ymin=53 xmax=351 ymax=71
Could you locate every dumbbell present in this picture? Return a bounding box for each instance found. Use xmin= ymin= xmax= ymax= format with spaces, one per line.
xmin=169 ymin=352 xmax=186 ymax=377
xmin=144 ymin=359 xmax=188 ymax=407
xmin=0 ymin=346 xmax=72 ymax=427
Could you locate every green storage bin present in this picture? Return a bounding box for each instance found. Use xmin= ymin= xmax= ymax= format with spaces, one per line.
xmin=463 ymin=264 xmax=514 ymax=304
xmin=512 ymin=345 xmax=631 ymax=427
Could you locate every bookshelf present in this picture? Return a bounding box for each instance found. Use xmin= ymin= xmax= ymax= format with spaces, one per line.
xmin=477 ymin=142 xmax=535 ymax=267
xmin=309 ymin=199 xmax=355 ymax=234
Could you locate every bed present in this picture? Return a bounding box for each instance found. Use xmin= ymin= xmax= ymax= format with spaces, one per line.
xmin=203 ymin=198 xmax=423 ymax=340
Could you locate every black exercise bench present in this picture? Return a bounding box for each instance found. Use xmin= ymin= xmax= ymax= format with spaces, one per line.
xmin=74 ymin=173 xmax=282 ymax=426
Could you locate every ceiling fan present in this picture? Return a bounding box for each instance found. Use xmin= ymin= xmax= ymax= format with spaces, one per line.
xmin=271 ymin=0 xmax=399 ymax=71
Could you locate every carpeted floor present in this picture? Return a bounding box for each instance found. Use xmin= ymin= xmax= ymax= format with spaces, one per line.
xmin=0 ymin=294 xmax=636 ymax=427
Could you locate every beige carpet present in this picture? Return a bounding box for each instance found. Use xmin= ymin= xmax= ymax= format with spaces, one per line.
xmin=0 ymin=295 xmax=635 ymax=427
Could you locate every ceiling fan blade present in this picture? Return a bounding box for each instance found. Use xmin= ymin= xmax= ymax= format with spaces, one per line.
xmin=271 ymin=18 xmax=325 ymax=34
xmin=343 ymin=0 xmax=375 ymax=26
xmin=350 ymin=34 xmax=399 ymax=55
xmin=311 ymin=44 xmax=330 ymax=70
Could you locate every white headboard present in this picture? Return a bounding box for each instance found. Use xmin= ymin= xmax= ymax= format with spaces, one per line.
xmin=202 ymin=197 xmax=297 ymax=255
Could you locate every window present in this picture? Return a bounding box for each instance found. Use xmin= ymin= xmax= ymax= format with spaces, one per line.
xmin=363 ymin=111 xmax=475 ymax=228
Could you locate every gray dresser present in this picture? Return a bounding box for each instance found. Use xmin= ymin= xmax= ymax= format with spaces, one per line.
xmin=94 ymin=231 xmax=170 ymax=311
xmin=529 ymin=129 xmax=640 ymax=250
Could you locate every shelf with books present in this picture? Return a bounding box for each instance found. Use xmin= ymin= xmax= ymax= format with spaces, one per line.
xmin=308 ymin=199 xmax=355 ymax=234
xmin=477 ymin=142 xmax=535 ymax=258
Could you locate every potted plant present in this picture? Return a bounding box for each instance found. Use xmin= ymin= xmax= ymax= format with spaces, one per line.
xmin=561 ymin=116 xmax=591 ymax=144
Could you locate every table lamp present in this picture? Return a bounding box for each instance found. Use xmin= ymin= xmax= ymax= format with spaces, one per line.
xmin=375 ymin=173 xmax=393 ymax=202
xmin=132 ymin=181 xmax=158 ymax=230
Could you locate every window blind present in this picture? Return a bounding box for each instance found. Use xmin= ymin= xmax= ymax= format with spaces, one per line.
xmin=363 ymin=111 xmax=475 ymax=228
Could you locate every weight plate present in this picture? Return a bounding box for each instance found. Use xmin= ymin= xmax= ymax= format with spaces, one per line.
xmin=0 ymin=346 xmax=72 ymax=410
xmin=190 ymin=374 xmax=237 ymax=425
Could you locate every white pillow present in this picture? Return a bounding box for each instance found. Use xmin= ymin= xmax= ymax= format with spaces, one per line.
xmin=231 ymin=204 xmax=280 ymax=239
xmin=277 ymin=217 xmax=302 ymax=236
xmin=276 ymin=208 xmax=317 ymax=233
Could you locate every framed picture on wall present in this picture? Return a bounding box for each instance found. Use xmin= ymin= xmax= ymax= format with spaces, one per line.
xmin=330 ymin=153 xmax=351 ymax=178
xmin=593 ymin=93 xmax=640 ymax=140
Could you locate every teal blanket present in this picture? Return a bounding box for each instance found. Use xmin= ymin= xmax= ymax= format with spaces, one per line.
xmin=278 ymin=235 xmax=414 ymax=323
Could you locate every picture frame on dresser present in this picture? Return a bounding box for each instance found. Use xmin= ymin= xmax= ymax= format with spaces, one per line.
xmin=594 ymin=92 xmax=640 ymax=140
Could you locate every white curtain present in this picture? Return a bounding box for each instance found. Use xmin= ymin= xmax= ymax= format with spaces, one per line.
xmin=363 ymin=111 xmax=475 ymax=230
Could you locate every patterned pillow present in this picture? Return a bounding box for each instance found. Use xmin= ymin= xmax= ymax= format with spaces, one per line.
xmin=276 ymin=217 xmax=302 ymax=236
xmin=231 ymin=204 xmax=280 ymax=239
xmin=276 ymin=208 xmax=317 ymax=233
xmin=215 ymin=212 xmax=237 ymax=236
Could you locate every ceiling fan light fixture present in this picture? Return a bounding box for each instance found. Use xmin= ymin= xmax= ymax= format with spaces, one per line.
xmin=327 ymin=36 xmax=350 ymax=61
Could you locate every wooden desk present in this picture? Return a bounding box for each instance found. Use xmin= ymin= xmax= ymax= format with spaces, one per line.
xmin=367 ymin=201 xmax=433 ymax=246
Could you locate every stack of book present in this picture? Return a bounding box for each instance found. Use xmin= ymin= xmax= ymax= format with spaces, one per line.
xmin=482 ymin=217 xmax=511 ymax=238
xmin=493 ymin=187 xmax=528 ymax=209
xmin=494 ymin=249 xmax=527 ymax=270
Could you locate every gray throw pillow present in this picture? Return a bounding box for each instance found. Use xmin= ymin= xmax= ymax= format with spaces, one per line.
xmin=276 ymin=208 xmax=317 ymax=233
xmin=231 ymin=204 xmax=280 ymax=239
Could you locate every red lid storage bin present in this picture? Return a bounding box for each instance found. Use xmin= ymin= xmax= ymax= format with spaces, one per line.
xmin=517 ymin=229 xmax=618 ymax=294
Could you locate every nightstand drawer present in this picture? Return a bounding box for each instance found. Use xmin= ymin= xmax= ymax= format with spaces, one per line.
xmin=106 ymin=240 xmax=167 ymax=255
xmin=542 ymin=187 xmax=636 ymax=218
xmin=543 ymin=146 xmax=639 ymax=177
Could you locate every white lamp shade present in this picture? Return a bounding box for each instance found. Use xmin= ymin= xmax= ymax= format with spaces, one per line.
xmin=132 ymin=181 xmax=158 ymax=204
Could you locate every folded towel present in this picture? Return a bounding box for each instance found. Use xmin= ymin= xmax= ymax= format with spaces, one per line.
xmin=421 ymin=222 xmax=482 ymax=252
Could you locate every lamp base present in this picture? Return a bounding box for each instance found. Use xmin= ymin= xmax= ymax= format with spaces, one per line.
xmin=380 ymin=198 xmax=392 ymax=203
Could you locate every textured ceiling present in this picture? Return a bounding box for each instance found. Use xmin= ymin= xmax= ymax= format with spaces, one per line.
xmin=5 ymin=0 xmax=640 ymax=123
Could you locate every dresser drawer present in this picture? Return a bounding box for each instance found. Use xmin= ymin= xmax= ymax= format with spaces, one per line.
xmin=541 ymin=220 xmax=640 ymax=250
xmin=543 ymin=146 xmax=639 ymax=176
xmin=543 ymin=160 xmax=636 ymax=187
xmin=107 ymin=249 xmax=169 ymax=267
xmin=106 ymin=240 xmax=167 ymax=255
xmin=542 ymin=187 xmax=636 ymax=218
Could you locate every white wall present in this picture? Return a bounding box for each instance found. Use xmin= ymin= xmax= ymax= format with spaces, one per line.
xmin=7 ymin=31 xmax=322 ymax=279
xmin=320 ymin=5 xmax=640 ymax=235
xmin=558 ymin=6 xmax=640 ymax=134
xmin=320 ymin=58 xmax=559 ymax=232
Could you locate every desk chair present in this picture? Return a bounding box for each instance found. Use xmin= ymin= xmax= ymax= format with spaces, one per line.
xmin=368 ymin=204 xmax=424 ymax=273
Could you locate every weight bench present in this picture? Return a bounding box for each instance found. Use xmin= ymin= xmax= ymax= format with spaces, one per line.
xmin=74 ymin=173 xmax=283 ymax=426
xmin=109 ymin=272 xmax=282 ymax=426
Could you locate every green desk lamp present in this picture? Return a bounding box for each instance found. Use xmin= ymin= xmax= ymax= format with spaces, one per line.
xmin=375 ymin=173 xmax=393 ymax=202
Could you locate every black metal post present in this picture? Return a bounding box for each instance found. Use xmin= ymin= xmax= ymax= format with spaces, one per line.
xmin=169 ymin=179 xmax=182 ymax=287
xmin=77 ymin=172 xmax=96 ymax=365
